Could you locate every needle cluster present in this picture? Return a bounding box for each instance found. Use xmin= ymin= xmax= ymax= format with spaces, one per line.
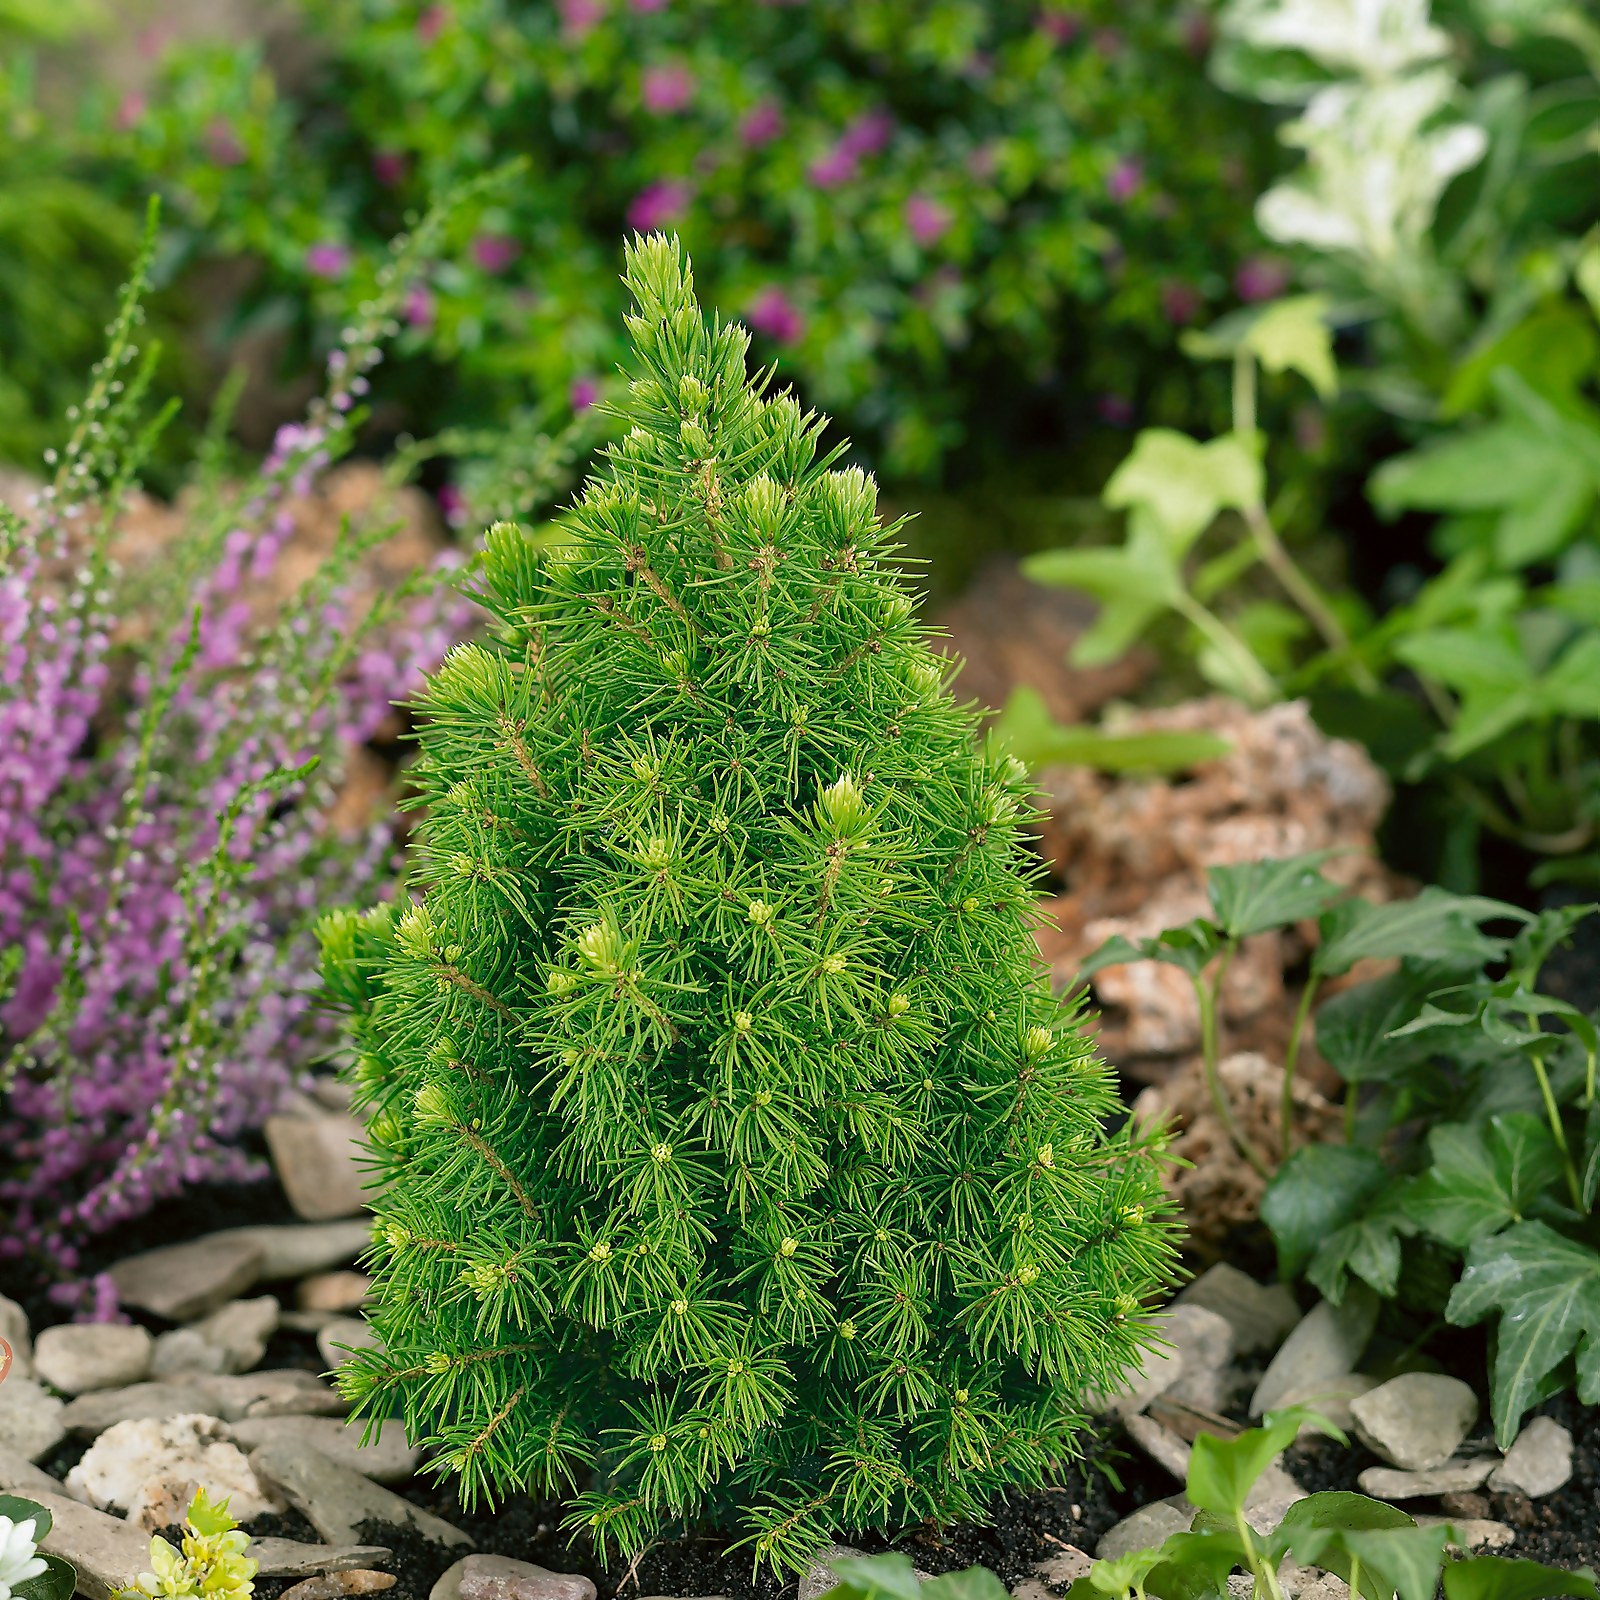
xmin=321 ymin=235 xmax=1177 ymax=1571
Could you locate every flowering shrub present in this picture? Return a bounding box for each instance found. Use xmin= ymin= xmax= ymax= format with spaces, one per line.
xmin=0 ymin=206 xmax=487 ymax=1298
xmin=320 ymin=235 xmax=1177 ymax=1569
xmin=116 ymin=1489 xmax=255 ymax=1600
xmin=113 ymin=0 xmax=1275 ymax=478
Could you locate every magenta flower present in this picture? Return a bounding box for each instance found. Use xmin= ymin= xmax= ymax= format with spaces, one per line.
xmin=560 ymin=0 xmax=605 ymax=37
xmin=1161 ymin=280 xmax=1203 ymax=326
xmin=904 ymin=194 xmax=952 ymax=248
xmin=1236 ymin=254 xmax=1291 ymax=303
xmin=472 ymin=234 xmax=520 ymax=273
xmin=416 ymin=4 xmax=449 ymax=41
xmin=746 ymin=286 xmax=804 ymax=345
xmin=404 ymin=285 xmax=436 ymax=329
xmin=627 ymin=179 xmax=690 ymax=232
xmin=1037 ymin=8 xmax=1081 ymax=43
xmin=642 ymin=63 xmax=694 ymax=114
xmin=372 ymin=149 xmax=407 ymax=187
xmin=839 ymin=107 xmax=893 ymax=159
xmin=203 ymin=118 xmax=245 ymax=167
xmin=115 ymin=93 xmax=146 ymax=132
xmin=1093 ymin=27 xmax=1123 ymax=57
xmin=808 ymin=148 xmax=857 ymax=189
xmin=305 ymin=242 xmax=351 ymax=279
xmin=1105 ymin=158 xmax=1142 ymax=204
xmin=437 ymin=483 xmax=467 ymax=526
xmin=739 ymin=100 xmax=783 ymax=147
xmin=570 ymin=374 xmax=600 ymax=411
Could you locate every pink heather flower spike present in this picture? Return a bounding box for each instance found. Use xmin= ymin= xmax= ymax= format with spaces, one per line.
xmin=570 ymin=374 xmax=601 ymax=411
xmin=904 ymin=194 xmax=952 ymax=248
xmin=305 ymin=242 xmax=351 ymax=279
xmin=372 ymin=150 xmax=408 ymax=187
xmin=641 ymin=63 xmax=694 ymax=114
xmin=472 ymin=234 xmax=520 ymax=273
xmin=739 ymin=100 xmax=783 ymax=147
xmin=807 ymin=148 xmax=857 ymax=189
xmin=416 ymin=4 xmax=449 ymax=41
xmin=1236 ymin=254 xmax=1292 ymax=303
xmin=203 ymin=118 xmax=245 ymax=167
xmin=746 ymin=286 xmax=804 ymax=345
xmin=1105 ymin=158 xmax=1143 ymax=204
xmin=1161 ymin=280 xmax=1204 ymax=326
xmin=627 ymin=179 xmax=690 ymax=233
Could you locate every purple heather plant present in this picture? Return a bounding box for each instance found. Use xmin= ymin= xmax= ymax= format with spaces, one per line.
xmin=0 ymin=201 xmax=516 ymax=1301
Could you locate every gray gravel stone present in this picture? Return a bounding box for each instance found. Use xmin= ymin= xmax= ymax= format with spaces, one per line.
xmin=1033 ymin=1547 xmax=1093 ymax=1587
xmin=229 ymin=1416 xmax=419 ymax=1483
xmin=196 ymin=1370 xmax=346 ymax=1421
xmin=0 ymin=1376 xmax=67 ymax=1462
xmin=247 ymin=1540 xmax=394 ymax=1578
xmin=797 ymin=1543 xmax=868 ymax=1600
xmin=1175 ymin=1264 xmax=1302 ymax=1356
xmin=0 ymin=1444 xmax=63 ymax=1498
xmin=1250 ymin=1294 xmax=1376 ymax=1417
xmin=1358 ymin=1457 xmax=1498 ymax=1500
xmin=66 ymin=1413 xmax=283 ymax=1520
xmin=110 ymin=1236 xmax=265 ymax=1322
xmin=297 ymin=1274 xmax=372 ymax=1314
xmin=318 ymin=1317 xmax=381 ymax=1374
xmin=1161 ymin=1303 xmax=1237 ymax=1412
xmin=28 ymin=1489 xmax=149 ymax=1600
xmin=1123 ymin=1413 xmax=1191 ymax=1480
xmin=1488 ymin=1416 xmax=1573 ymax=1499
xmin=459 ymin=1554 xmax=598 ymax=1600
xmin=1414 ymin=1515 xmax=1514 ymax=1551
xmin=1096 ymin=1499 xmax=1193 ymax=1561
xmin=207 ymin=1221 xmax=373 ymax=1282
xmin=250 ymin=1438 xmax=471 ymax=1549
xmin=266 ymin=1114 xmax=370 ymax=1221
xmin=61 ymin=1382 xmax=219 ymax=1434
xmin=1349 ymin=1373 xmax=1477 ymax=1471
xmin=33 ymin=1324 xmax=153 ymax=1396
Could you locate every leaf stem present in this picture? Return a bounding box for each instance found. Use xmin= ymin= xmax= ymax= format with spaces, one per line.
xmin=1194 ymin=947 xmax=1271 ymax=1180
xmin=1171 ymin=590 xmax=1278 ymax=706
xmin=1531 ymin=1048 xmax=1583 ymax=1212
xmin=1279 ymin=975 xmax=1321 ymax=1163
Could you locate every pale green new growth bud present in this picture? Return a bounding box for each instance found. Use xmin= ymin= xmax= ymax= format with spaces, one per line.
xmin=576 ymin=920 xmax=623 ymax=974
xmin=747 ymin=899 xmax=773 ymax=925
xmin=1025 ymin=1026 xmax=1054 ymax=1058
xmin=635 ymin=836 xmax=672 ymax=872
xmin=887 ymin=993 xmax=910 ymax=1016
xmin=818 ymin=772 xmax=868 ymax=831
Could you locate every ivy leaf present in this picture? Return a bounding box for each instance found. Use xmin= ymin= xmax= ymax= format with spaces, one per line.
xmin=1103 ymin=429 xmax=1264 ymax=552
xmin=1584 ymin=1102 xmax=1600 ymax=1212
xmin=1078 ymin=921 xmax=1226 ymax=984
xmin=1340 ymin=1525 xmax=1454 ymax=1600
xmin=1443 ymin=1556 xmax=1600 ymax=1600
xmin=1307 ymin=1207 xmax=1407 ymax=1304
xmin=1313 ymin=888 xmax=1526 ymax=979
xmin=1268 ymin=1494 xmax=1425 ymax=1600
xmin=1261 ymin=1145 xmax=1389 ymax=1283
xmin=827 ymin=1554 xmax=924 ymax=1600
xmin=1445 ymin=1220 xmax=1600 ymax=1444
xmin=1398 ymin=1116 xmax=1566 ymax=1250
xmin=1313 ymin=969 xmax=1452 ymax=1085
xmin=1141 ymin=1531 xmax=1252 ymax=1600
xmin=1206 ymin=850 xmax=1344 ymax=939
xmin=1509 ymin=903 xmax=1600 ymax=988
xmin=1182 ymin=296 xmax=1339 ymax=400
xmin=922 ymin=1568 xmax=1011 ymax=1600
xmin=0 ymin=1498 xmax=52 ymax=1540
xmin=1021 ymin=522 xmax=1176 ymax=667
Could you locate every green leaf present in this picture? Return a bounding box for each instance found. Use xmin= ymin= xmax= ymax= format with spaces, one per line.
xmin=1142 ymin=1531 xmax=1251 ymax=1600
xmin=1067 ymin=1545 xmax=1169 ymax=1598
xmin=1370 ymin=422 xmax=1577 ymax=521
xmin=1307 ymin=1210 xmax=1405 ymax=1303
xmin=1340 ymin=1525 xmax=1454 ymax=1600
xmin=827 ymin=1555 xmax=924 ymax=1600
xmin=1399 ymin=1116 xmax=1565 ymax=1249
xmin=1205 ymin=850 xmax=1344 ymax=939
xmin=0 ymin=1497 xmax=52 ymax=1541
xmin=1446 ymin=1220 xmax=1600 ymax=1443
xmin=1021 ymin=529 xmax=1176 ymax=667
xmin=1313 ymin=888 xmax=1526 ymax=978
xmin=1243 ymin=295 xmax=1339 ymax=400
xmin=12 ymin=1556 xmax=76 ymax=1600
xmin=1583 ymin=1101 xmax=1600 ymax=1212
xmin=1076 ymin=934 xmax=1152 ymax=983
xmin=994 ymin=688 xmax=1231 ymax=776
xmin=1443 ymin=1555 xmax=1600 ymax=1600
xmin=922 ymin=1567 xmax=1011 ymax=1600
xmin=1262 ymin=1145 xmax=1389 ymax=1282
xmin=1185 ymin=1411 xmax=1306 ymax=1517
xmin=1509 ymin=903 xmax=1600 ymax=988
xmin=1313 ymin=970 xmax=1451 ymax=1084
xmin=1103 ymin=429 xmax=1264 ymax=553
xmin=1267 ymin=1492 xmax=1419 ymax=1593
xmin=1078 ymin=921 xmax=1226 ymax=984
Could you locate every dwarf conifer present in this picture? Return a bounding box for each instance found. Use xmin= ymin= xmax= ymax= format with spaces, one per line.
xmin=319 ymin=236 xmax=1177 ymax=1571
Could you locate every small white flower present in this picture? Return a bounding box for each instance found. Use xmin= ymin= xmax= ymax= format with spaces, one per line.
xmin=0 ymin=1515 xmax=48 ymax=1600
xmin=1224 ymin=0 xmax=1450 ymax=80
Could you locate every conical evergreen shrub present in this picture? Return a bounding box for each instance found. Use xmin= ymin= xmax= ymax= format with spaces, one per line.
xmin=319 ymin=236 xmax=1178 ymax=1571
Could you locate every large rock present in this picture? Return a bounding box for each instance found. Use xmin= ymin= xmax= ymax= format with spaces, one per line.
xmin=1358 ymin=1458 xmax=1498 ymax=1500
xmin=1413 ymin=1515 xmax=1513 ymax=1552
xmin=1251 ymin=1295 xmax=1377 ymax=1417
xmin=206 ymin=1221 xmax=374 ymax=1282
xmin=0 ymin=1376 xmax=67 ymax=1462
xmin=61 ymin=1382 xmax=219 ymax=1434
xmin=1089 ymin=1337 xmax=1184 ymax=1419
xmin=0 ymin=1294 xmax=34 ymax=1379
xmin=1488 ymin=1417 xmax=1573 ymax=1499
xmin=249 ymin=1437 xmax=472 ymax=1548
xmin=110 ymin=1236 xmax=264 ymax=1322
xmin=1349 ymin=1373 xmax=1477 ymax=1471
xmin=28 ymin=1490 xmax=150 ymax=1600
xmin=228 ymin=1416 xmax=419 ymax=1483
xmin=1174 ymin=1264 xmax=1301 ymax=1356
xmin=1271 ymin=1373 xmax=1379 ymax=1437
xmin=65 ymin=1413 xmax=283 ymax=1521
xmin=34 ymin=1325 xmax=153 ymax=1396
xmin=247 ymin=1540 xmax=394 ymax=1578
xmin=265 ymin=1115 xmax=369 ymax=1221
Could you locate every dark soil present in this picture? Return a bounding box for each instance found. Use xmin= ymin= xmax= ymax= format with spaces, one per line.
xmin=236 ymin=1463 xmax=1127 ymax=1600
xmin=1285 ymin=1392 xmax=1600 ymax=1572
